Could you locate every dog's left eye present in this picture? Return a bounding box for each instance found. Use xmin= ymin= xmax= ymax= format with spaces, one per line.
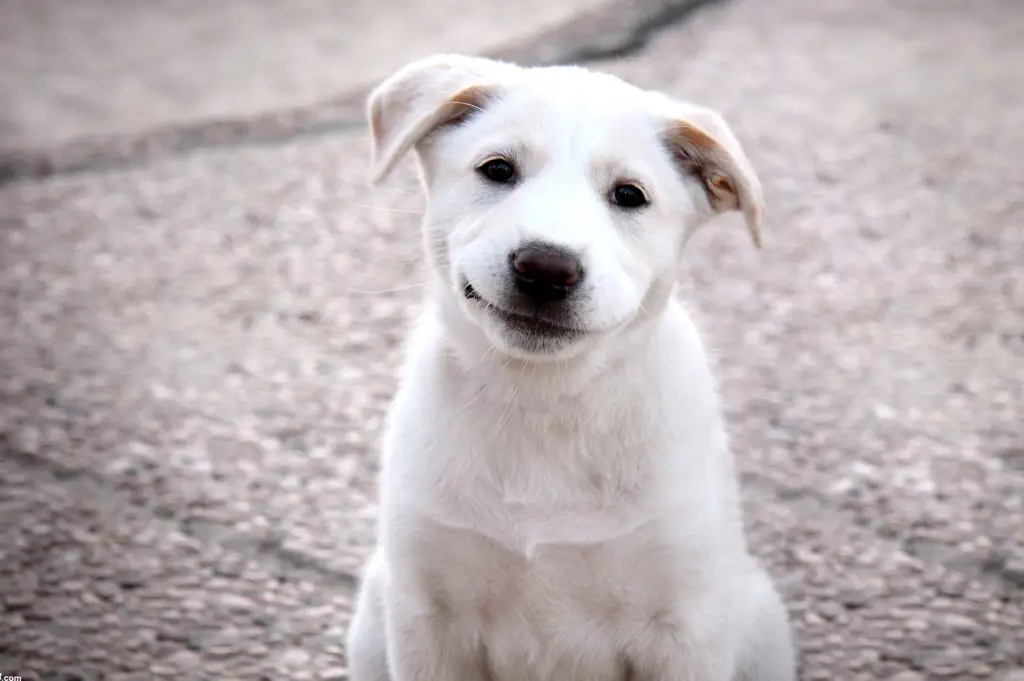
xmin=477 ymin=158 xmax=517 ymax=184
xmin=610 ymin=183 xmax=648 ymax=209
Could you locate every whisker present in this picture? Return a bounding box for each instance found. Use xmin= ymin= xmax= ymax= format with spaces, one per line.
xmin=495 ymin=360 xmax=529 ymax=434
xmin=342 ymin=282 xmax=426 ymax=295
xmin=451 ymin=100 xmax=488 ymax=115
xmin=369 ymin=184 xmax=421 ymax=197
xmin=353 ymin=204 xmax=424 ymax=215
xmin=458 ymin=383 xmax=489 ymax=414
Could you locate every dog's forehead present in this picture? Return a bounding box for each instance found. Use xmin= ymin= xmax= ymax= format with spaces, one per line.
xmin=521 ymin=65 xmax=643 ymax=98
xmin=505 ymin=66 xmax=650 ymax=121
xmin=473 ymin=67 xmax=662 ymax=157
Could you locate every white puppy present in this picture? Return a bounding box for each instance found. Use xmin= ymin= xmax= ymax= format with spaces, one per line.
xmin=346 ymin=54 xmax=796 ymax=681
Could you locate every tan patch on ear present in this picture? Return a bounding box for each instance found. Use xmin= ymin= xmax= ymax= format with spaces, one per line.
xmin=672 ymin=123 xmax=741 ymax=212
xmin=369 ymin=100 xmax=385 ymax=148
xmin=744 ymin=196 xmax=765 ymax=250
xmin=666 ymin=120 xmax=765 ymax=249
xmin=705 ymin=173 xmax=739 ymax=211
xmin=437 ymin=84 xmax=496 ymax=129
xmin=675 ymin=121 xmax=719 ymax=151
xmin=367 ymin=80 xmax=499 ymax=185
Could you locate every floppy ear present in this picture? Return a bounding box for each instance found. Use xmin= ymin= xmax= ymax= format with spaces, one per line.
xmin=659 ymin=103 xmax=765 ymax=248
xmin=366 ymin=54 xmax=512 ymax=183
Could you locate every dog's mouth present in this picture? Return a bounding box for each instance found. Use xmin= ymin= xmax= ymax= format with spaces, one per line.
xmin=462 ymin=282 xmax=582 ymax=338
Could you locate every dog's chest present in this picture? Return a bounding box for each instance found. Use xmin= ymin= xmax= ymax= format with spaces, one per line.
xmin=428 ymin=414 xmax=661 ymax=555
xmin=432 ymin=478 xmax=652 ymax=559
xmin=420 ymin=517 xmax=670 ymax=681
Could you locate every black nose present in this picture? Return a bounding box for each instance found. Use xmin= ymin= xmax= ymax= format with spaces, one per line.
xmin=510 ymin=243 xmax=583 ymax=304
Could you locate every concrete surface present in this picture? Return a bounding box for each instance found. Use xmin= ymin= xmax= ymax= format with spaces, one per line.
xmin=1 ymin=0 xmax=1023 ymax=679
xmin=0 ymin=0 xmax=608 ymax=151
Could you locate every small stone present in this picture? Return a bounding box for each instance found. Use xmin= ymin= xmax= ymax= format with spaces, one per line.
xmin=80 ymin=591 xmax=102 ymax=606
xmin=277 ymin=647 xmax=313 ymax=666
xmin=166 ymin=649 xmax=201 ymax=670
xmin=5 ymin=591 xmax=35 ymax=609
xmin=206 ymin=644 xmax=238 ymax=658
xmin=889 ymin=672 xmax=925 ymax=681
xmin=936 ymin=577 xmax=967 ymax=597
xmin=181 ymin=597 xmax=205 ymax=611
xmin=214 ymin=561 xmax=244 ymax=578
xmin=318 ymin=667 xmax=348 ymax=681
xmin=906 ymin=617 xmax=929 ymax=631
xmin=839 ymin=588 xmax=869 ymax=609
xmin=940 ymin=613 xmax=978 ymax=633
xmin=219 ymin=593 xmax=256 ymax=612
xmin=245 ymin=641 xmax=270 ymax=657
xmin=1002 ymin=561 xmax=1024 ymax=587
xmin=93 ymin=579 xmax=120 ymax=599
xmin=818 ymin=601 xmax=845 ymax=621
xmin=848 ymin=649 xmax=880 ymax=670
xmin=117 ymin=570 xmax=147 ymax=589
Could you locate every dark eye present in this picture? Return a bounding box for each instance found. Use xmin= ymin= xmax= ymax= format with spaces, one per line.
xmin=477 ymin=158 xmax=517 ymax=184
xmin=611 ymin=183 xmax=648 ymax=209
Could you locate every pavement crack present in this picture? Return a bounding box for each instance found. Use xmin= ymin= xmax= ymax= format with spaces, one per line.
xmin=0 ymin=0 xmax=724 ymax=186
xmin=549 ymin=0 xmax=721 ymax=64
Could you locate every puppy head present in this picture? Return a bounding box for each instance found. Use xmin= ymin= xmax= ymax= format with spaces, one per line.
xmin=368 ymin=55 xmax=764 ymax=360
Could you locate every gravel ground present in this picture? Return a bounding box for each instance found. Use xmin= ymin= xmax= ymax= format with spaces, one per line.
xmin=1 ymin=0 xmax=1022 ymax=679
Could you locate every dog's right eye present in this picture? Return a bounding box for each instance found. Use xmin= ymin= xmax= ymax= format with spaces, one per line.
xmin=610 ymin=183 xmax=649 ymax=209
xmin=477 ymin=158 xmax=517 ymax=184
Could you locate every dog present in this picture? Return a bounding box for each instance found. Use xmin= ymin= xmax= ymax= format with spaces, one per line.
xmin=345 ymin=54 xmax=796 ymax=681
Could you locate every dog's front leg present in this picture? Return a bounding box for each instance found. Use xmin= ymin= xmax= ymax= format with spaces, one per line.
xmin=626 ymin=614 xmax=738 ymax=681
xmin=632 ymin=654 xmax=734 ymax=681
xmin=629 ymin=649 xmax=734 ymax=681
xmin=384 ymin=598 xmax=490 ymax=681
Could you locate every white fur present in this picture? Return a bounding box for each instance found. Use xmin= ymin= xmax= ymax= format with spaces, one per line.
xmin=346 ymin=54 xmax=795 ymax=681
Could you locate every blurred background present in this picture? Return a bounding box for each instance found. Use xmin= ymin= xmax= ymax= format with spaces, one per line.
xmin=0 ymin=0 xmax=1021 ymax=680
